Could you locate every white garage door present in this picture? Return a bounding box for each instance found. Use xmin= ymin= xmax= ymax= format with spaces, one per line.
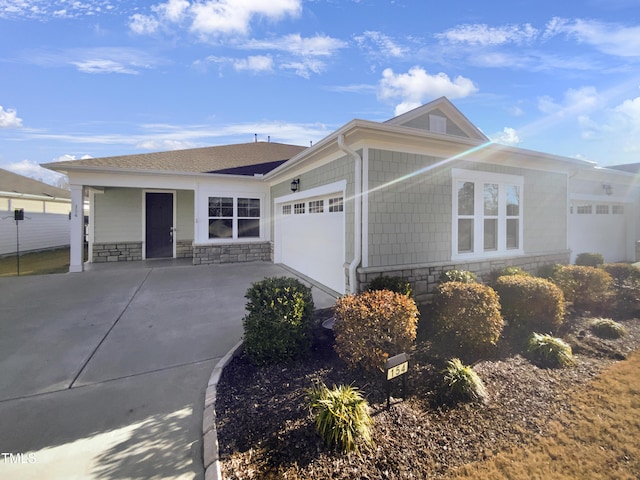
xmin=569 ymin=202 xmax=628 ymax=263
xmin=276 ymin=194 xmax=345 ymax=294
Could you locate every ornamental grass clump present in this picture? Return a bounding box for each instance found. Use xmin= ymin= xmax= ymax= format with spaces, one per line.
xmin=242 ymin=276 xmax=314 ymax=365
xmin=439 ymin=269 xmax=477 ymax=284
xmin=307 ymin=383 xmax=373 ymax=454
xmin=432 ymin=282 xmax=503 ymax=355
xmin=441 ymin=358 xmax=488 ymax=404
xmin=494 ymin=275 xmax=565 ymax=334
xmin=589 ymin=317 xmax=628 ymax=339
xmin=333 ymin=289 xmax=419 ymax=373
xmin=526 ymin=332 xmax=574 ymax=368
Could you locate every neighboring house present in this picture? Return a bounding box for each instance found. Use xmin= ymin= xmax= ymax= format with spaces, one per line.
xmin=44 ymin=98 xmax=640 ymax=301
xmin=0 ymin=168 xmax=71 ymax=256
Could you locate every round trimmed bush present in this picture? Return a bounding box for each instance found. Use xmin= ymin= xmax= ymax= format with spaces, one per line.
xmin=550 ymin=265 xmax=613 ymax=313
xmin=488 ymin=266 xmax=531 ymax=286
xmin=439 ymin=269 xmax=477 ymax=284
xmin=600 ymin=263 xmax=640 ymax=313
xmin=367 ymin=275 xmax=413 ymax=298
xmin=333 ymin=289 xmax=419 ymax=373
xmin=494 ymin=275 xmax=565 ymax=334
xmin=242 ymin=276 xmax=314 ymax=365
xmin=575 ymin=252 xmax=605 ymax=267
xmin=432 ymin=281 xmax=504 ymax=354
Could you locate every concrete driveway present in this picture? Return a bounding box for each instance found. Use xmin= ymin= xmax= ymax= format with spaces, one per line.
xmin=0 ymin=260 xmax=335 ymax=479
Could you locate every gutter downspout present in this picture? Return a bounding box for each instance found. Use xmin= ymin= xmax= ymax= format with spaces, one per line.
xmin=337 ymin=134 xmax=362 ymax=294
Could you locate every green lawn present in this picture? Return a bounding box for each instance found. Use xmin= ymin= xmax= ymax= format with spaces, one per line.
xmin=0 ymin=247 xmax=72 ymax=276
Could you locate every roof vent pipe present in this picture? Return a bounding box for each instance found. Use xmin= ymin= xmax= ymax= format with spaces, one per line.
xmin=254 ymin=133 xmax=257 ymax=143
xmin=337 ymin=134 xmax=362 ymax=294
xmin=268 ymin=135 xmax=270 ymax=143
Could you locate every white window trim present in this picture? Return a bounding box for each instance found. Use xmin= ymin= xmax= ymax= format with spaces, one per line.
xmin=451 ymin=169 xmax=524 ymax=261
xmin=205 ymin=194 xmax=266 ymax=243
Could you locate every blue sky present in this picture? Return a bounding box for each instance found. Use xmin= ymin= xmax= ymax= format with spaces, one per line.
xmin=2 ymin=0 xmax=640 ymax=185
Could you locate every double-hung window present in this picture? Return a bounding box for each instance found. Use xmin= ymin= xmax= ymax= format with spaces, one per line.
xmin=208 ymin=196 xmax=261 ymax=239
xmin=452 ymin=169 xmax=523 ymax=259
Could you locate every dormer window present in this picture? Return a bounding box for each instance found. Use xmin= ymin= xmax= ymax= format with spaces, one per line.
xmin=429 ymin=114 xmax=447 ymax=134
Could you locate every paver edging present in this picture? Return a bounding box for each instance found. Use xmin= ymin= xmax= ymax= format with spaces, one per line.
xmin=203 ymin=340 xmax=244 ymax=480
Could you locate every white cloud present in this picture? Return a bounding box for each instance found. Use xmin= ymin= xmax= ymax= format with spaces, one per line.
xmin=25 ymin=47 xmax=160 ymax=74
xmin=129 ymin=0 xmax=302 ymax=39
xmin=6 ymin=159 xmax=66 ymax=186
xmin=0 ymin=0 xmax=118 ymax=20
xmin=378 ymin=66 xmax=478 ymax=115
xmin=232 ymin=55 xmax=273 ymax=73
xmin=243 ymin=33 xmax=346 ymax=57
xmin=436 ymin=23 xmax=539 ymax=46
xmin=0 ymin=106 xmax=23 ymax=128
xmin=281 ymin=58 xmax=326 ymax=78
xmin=354 ymin=31 xmax=409 ymax=58
xmin=537 ymin=86 xmax=600 ymax=116
xmin=545 ymin=17 xmax=640 ymax=57
xmin=491 ymin=127 xmax=521 ymax=145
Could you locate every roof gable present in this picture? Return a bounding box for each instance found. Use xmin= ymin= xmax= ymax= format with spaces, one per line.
xmin=0 ymin=168 xmax=70 ymax=198
xmin=385 ymin=97 xmax=488 ymax=141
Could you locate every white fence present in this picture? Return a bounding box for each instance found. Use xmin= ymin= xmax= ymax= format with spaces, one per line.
xmin=0 ymin=212 xmax=70 ymax=256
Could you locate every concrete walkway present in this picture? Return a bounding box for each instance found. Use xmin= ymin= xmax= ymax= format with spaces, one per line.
xmin=0 ymin=261 xmax=336 ymax=479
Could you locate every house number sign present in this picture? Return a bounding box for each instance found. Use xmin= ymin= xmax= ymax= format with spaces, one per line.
xmin=384 ymin=353 xmax=409 ymax=409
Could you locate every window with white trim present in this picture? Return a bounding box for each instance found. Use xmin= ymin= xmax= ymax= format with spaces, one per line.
xmin=282 ymin=204 xmax=291 ymax=215
xmin=329 ymin=197 xmax=344 ymax=212
xmin=612 ymin=205 xmax=624 ymax=215
xmin=208 ymin=196 xmax=261 ymax=239
xmin=453 ymin=170 xmax=523 ymax=258
xmin=576 ymin=204 xmax=592 ymax=214
xmin=429 ymin=114 xmax=447 ymax=134
xmin=309 ymin=200 xmax=324 ymax=213
xmin=596 ymin=204 xmax=609 ymax=215
xmin=294 ymin=202 xmax=305 ymax=214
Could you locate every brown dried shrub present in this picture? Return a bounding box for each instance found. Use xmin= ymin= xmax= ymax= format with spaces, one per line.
xmin=333 ymin=289 xmax=419 ymax=373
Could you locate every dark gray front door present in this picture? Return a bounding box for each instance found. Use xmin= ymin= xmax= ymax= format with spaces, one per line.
xmin=145 ymin=192 xmax=173 ymax=258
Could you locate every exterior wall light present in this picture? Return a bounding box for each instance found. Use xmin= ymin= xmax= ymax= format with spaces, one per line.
xmin=602 ymin=184 xmax=613 ymax=196
xmin=291 ymin=179 xmax=300 ymax=192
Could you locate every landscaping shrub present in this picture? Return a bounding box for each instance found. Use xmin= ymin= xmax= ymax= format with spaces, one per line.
xmin=488 ymin=266 xmax=531 ymax=286
xmin=307 ymin=383 xmax=373 ymax=454
xmin=242 ymin=276 xmax=314 ymax=365
xmin=333 ymin=289 xmax=418 ymax=373
xmin=550 ymin=265 xmax=613 ymax=313
xmin=367 ymin=275 xmax=413 ymax=298
xmin=432 ymin=282 xmax=503 ymax=354
xmin=439 ymin=269 xmax=476 ymax=284
xmin=589 ymin=317 xmax=628 ymax=339
xmin=600 ymin=263 xmax=640 ymax=314
xmin=494 ymin=275 xmax=565 ymax=334
xmin=440 ymin=358 xmax=488 ymax=404
xmin=537 ymin=263 xmax=563 ymax=280
xmin=575 ymin=252 xmax=605 ymax=267
xmin=525 ymin=332 xmax=574 ymax=368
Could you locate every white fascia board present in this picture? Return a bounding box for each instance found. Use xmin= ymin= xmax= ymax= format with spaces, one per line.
xmin=0 ymin=190 xmax=71 ymax=202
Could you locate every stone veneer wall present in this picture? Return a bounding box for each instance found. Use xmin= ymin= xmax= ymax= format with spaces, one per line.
xmin=357 ymin=250 xmax=570 ymax=303
xmin=193 ymin=242 xmax=271 ymax=265
xmin=176 ymin=240 xmax=193 ymax=259
xmin=92 ymin=242 xmax=142 ymax=263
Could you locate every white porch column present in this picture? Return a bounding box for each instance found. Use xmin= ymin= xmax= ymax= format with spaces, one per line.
xmin=69 ymin=184 xmax=85 ymax=272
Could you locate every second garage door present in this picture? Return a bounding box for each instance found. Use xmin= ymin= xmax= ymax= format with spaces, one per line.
xmin=276 ymin=194 xmax=345 ymax=294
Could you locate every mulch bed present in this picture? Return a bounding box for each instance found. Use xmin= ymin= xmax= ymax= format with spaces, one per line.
xmin=215 ymin=308 xmax=640 ymax=480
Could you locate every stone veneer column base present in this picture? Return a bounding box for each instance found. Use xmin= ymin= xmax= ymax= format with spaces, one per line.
xmin=358 ymin=251 xmax=571 ymax=303
xmin=193 ymin=242 xmax=271 ymax=265
xmin=92 ymin=242 xmax=142 ymax=263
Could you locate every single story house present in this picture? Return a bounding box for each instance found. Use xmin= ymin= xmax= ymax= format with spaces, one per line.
xmin=0 ymin=168 xmax=71 ymax=256
xmin=45 ymin=97 xmax=640 ymax=301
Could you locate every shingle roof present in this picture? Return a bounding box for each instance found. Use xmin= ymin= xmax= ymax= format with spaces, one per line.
xmin=0 ymin=168 xmax=70 ymax=198
xmin=608 ymin=163 xmax=640 ymax=174
xmin=44 ymin=141 xmax=307 ymax=175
